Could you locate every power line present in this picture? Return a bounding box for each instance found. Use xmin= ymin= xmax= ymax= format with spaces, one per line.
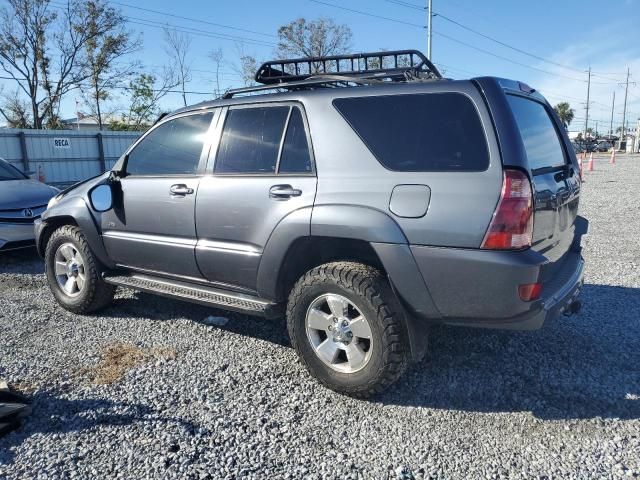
xmin=124 ymin=17 xmax=275 ymax=48
xmin=0 ymin=75 xmax=214 ymax=95
xmin=309 ymin=0 xmax=425 ymax=28
xmin=48 ymin=1 xmax=275 ymax=48
xmin=385 ymin=0 xmax=628 ymax=79
xmin=110 ymin=1 xmax=276 ymax=39
xmin=433 ymin=12 xmax=587 ymax=75
xmin=384 ymin=0 xmax=425 ymax=11
xmin=431 ymin=30 xmax=587 ymax=82
xmin=312 ymin=0 xmax=594 ymax=83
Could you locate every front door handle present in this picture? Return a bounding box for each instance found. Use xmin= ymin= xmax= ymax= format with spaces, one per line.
xmin=269 ymin=184 xmax=302 ymax=200
xmin=170 ymin=184 xmax=194 ymax=196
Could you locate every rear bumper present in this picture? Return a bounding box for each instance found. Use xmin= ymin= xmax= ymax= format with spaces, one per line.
xmin=0 ymin=222 xmax=37 ymax=251
xmin=409 ymin=217 xmax=588 ymax=330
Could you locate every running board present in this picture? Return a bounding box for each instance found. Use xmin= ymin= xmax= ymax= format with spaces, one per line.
xmin=103 ymin=272 xmax=282 ymax=318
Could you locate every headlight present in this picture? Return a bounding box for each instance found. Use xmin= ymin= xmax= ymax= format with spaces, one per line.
xmin=47 ymin=195 xmax=60 ymax=210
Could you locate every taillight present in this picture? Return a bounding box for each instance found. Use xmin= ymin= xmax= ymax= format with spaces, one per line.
xmin=518 ymin=283 xmax=542 ymax=301
xmin=481 ymin=169 xmax=533 ymax=250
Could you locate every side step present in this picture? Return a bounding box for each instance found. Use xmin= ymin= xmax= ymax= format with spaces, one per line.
xmin=103 ymin=272 xmax=282 ymax=318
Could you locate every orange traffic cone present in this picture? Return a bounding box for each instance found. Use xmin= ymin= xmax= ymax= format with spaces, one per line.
xmin=610 ymin=149 xmax=616 ymax=165
xmin=38 ymin=164 xmax=45 ymax=183
xmin=587 ymin=153 xmax=594 ymax=171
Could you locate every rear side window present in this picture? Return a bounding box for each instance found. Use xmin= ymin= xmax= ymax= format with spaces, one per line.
xmin=507 ymin=95 xmax=566 ymax=171
xmin=333 ymin=93 xmax=489 ymax=172
xmin=279 ymin=108 xmax=313 ymax=174
xmin=126 ymin=112 xmax=214 ymax=176
xmin=215 ymin=106 xmax=289 ymax=174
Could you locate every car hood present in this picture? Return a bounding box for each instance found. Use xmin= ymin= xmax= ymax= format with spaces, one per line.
xmin=0 ymin=179 xmax=58 ymax=210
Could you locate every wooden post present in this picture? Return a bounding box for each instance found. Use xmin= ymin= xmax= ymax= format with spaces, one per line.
xmin=97 ymin=132 xmax=106 ymax=173
xmin=18 ymin=131 xmax=29 ymax=174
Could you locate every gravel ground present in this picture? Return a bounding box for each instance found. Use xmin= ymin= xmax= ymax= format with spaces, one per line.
xmin=1 ymin=154 xmax=639 ymax=479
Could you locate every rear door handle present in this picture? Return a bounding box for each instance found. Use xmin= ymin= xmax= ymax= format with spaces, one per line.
xmin=170 ymin=184 xmax=194 ymax=196
xmin=269 ymin=184 xmax=302 ymax=199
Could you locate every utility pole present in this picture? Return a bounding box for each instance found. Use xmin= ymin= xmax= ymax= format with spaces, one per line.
xmin=620 ymin=67 xmax=630 ymax=150
xmin=427 ymin=0 xmax=433 ymax=60
xmin=584 ymin=67 xmax=591 ymax=140
xmin=609 ymin=91 xmax=615 ymax=138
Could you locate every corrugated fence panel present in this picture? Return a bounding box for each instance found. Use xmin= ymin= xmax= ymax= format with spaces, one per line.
xmin=0 ymin=129 xmax=142 ymax=185
xmin=102 ymin=133 xmax=141 ymax=158
xmin=0 ymin=134 xmax=23 ymax=163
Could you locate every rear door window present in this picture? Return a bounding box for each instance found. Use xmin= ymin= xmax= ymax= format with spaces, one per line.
xmin=215 ymin=106 xmax=290 ymax=174
xmin=507 ymin=95 xmax=567 ymax=171
xmin=333 ymin=93 xmax=489 ymax=172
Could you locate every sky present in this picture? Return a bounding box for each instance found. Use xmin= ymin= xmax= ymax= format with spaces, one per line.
xmin=2 ymin=0 xmax=640 ymax=134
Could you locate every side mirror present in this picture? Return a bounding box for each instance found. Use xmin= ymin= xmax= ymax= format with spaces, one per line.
xmin=89 ymin=184 xmax=113 ymax=212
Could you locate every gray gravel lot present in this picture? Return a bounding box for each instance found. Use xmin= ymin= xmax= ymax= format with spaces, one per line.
xmin=1 ymin=154 xmax=639 ymax=479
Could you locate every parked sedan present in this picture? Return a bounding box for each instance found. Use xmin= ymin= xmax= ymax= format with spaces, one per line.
xmin=0 ymin=158 xmax=59 ymax=251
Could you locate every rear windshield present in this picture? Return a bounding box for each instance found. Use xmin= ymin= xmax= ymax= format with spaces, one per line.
xmin=507 ymin=95 xmax=566 ymax=171
xmin=333 ymin=93 xmax=489 ymax=172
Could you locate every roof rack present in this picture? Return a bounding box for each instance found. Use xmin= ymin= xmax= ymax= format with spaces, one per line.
xmin=221 ymin=49 xmax=442 ymax=99
xmin=255 ymin=49 xmax=441 ymax=84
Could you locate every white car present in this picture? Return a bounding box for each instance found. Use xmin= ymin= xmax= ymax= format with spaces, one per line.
xmin=0 ymin=157 xmax=59 ymax=251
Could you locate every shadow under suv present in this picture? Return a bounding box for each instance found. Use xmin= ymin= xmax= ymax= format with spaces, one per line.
xmin=36 ymin=50 xmax=587 ymax=397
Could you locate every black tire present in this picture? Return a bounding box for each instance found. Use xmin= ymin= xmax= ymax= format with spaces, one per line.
xmin=287 ymin=261 xmax=409 ymax=398
xmin=44 ymin=225 xmax=115 ymax=314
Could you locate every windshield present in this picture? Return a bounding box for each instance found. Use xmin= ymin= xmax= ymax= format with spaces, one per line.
xmin=0 ymin=160 xmax=27 ymax=181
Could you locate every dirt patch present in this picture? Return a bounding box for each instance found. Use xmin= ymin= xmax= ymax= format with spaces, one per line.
xmin=83 ymin=343 xmax=177 ymax=385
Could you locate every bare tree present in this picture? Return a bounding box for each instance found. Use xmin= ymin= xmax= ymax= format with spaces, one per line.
xmin=231 ymin=43 xmax=259 ymax=87
xmin=0 ymin=0 xmax=133 ymax=129
xmin=163 ymin=27 xmax=192 ymax=107
xmin=276 ymin=18 xmax=352 ymax=72
xmin=79 ymin=0 xmax=141 ymax=130
xmin=208 ymin=48 xmax=224 ymax=97
xmin=0 ymin=89 xmax=32 ymax=128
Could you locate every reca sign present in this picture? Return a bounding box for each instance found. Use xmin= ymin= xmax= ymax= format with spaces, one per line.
xmin=53 ymin=138 xmax=71 ymax=149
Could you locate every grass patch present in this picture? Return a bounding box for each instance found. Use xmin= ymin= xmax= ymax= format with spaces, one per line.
xmin=85 ymin=343 xmax=177 ymax=385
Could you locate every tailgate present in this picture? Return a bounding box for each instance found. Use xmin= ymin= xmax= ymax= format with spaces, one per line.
xmin=506 ymin=94 xmax=581 ymax=263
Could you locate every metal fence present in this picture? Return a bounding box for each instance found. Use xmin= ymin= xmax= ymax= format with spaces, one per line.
xmin=0 ymin=129 xmax=142 ymax=186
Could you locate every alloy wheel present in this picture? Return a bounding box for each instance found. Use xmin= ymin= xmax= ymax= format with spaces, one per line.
xmin=305 ymin=293 xmax=373 ymax=373
xmin=54 ymin=243 xmax=86 ymax=297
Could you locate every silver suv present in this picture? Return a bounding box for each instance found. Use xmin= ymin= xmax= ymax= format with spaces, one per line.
xmin=36 ymin=50 xmax=587 ymax=397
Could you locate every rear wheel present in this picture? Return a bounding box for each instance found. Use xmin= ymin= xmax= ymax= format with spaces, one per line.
xmin=45 ymin=225 xmax=115 ymax=314
xmin=287 ymin=261 xmax=409 ymax=397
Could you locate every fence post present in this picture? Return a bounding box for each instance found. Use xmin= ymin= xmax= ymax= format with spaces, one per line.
xmin=18 ymin=131 xmax=30 ymax=174
xmin=96 ymin=132 xmax=106 ymax=173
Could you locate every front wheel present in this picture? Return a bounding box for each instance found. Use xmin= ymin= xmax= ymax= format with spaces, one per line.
xmin=287 ymin=262 xmax=409 ymax=397
xmin=44 ymin=225 xmax=115 ymax=314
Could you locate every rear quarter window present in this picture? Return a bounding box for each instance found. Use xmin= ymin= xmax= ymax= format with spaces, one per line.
xmin=507 ymin=95 xmax=567 ymax=171
xmin=333 ymin=92 xmax=489 ymax=172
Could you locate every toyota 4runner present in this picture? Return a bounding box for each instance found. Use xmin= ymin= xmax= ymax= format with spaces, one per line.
xmin=36 ymin=50 xmax=587 ymax=397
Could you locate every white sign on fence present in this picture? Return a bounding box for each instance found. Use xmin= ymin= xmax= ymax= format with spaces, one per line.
xmin=53 ymin=138 xmax=71 ymax=149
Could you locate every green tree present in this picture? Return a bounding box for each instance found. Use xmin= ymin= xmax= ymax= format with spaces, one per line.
xmin=80 ymin=0 xmax=140 ymax=130
xmin=554 ymin=102 xmax=574 ymax=129
xmin=109 ymin=72 xmax=176 ymax=131
xmin=276 ymin=18 xmax=352 ymax=73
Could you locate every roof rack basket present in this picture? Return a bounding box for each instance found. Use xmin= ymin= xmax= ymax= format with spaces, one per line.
xmin=254 ymin=49 xmax=441 ymax=85
xmin=221 ymin=50 xmax=442 ymax=99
